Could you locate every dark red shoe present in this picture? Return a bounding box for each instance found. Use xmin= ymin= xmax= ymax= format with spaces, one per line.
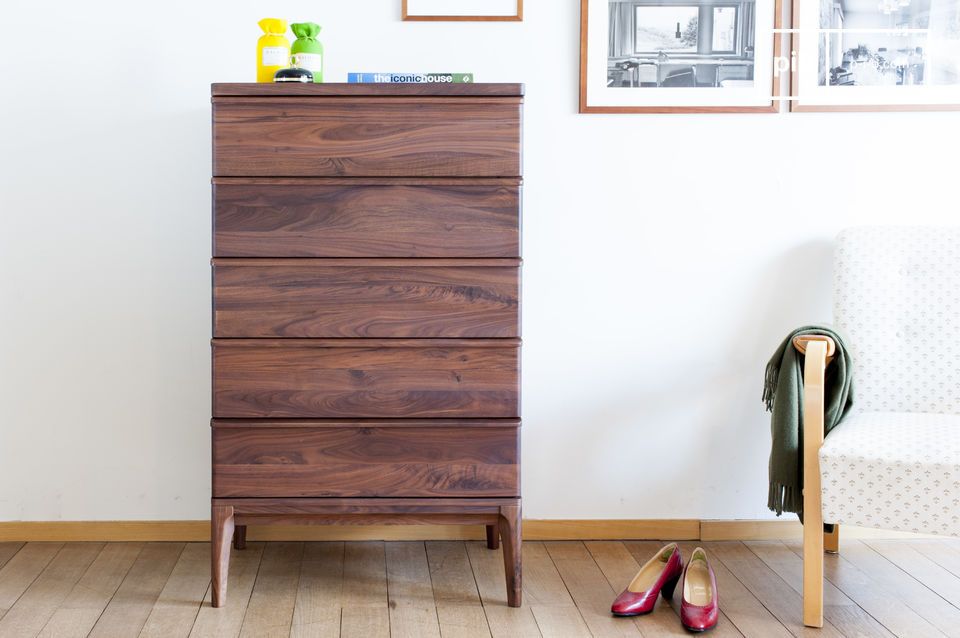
xmin=680 ymin=547 xmax=719 ymax=632
xmin=611 ymin=543 xmax=683 ymax=616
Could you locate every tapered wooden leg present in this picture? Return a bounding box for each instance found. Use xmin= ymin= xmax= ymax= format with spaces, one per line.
xmin=498 ymin=503 xmax=521 ymax=607
xmin=824 ymin=524 xmax=839 ymax=554
xmin=212 ymin=504 xmax=235 ymax=608
xmin=485 ymin=524 xmax=500 ymax=550
xmin=233 ymin=525 xmax=247 ymax=550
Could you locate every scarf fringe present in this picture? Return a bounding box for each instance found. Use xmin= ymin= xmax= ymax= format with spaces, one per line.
xmin=767 ymin=482 xmax=802 ymax=518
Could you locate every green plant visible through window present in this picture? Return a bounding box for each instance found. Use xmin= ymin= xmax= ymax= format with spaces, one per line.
xmin=634 ymin=4 xmax=739 ymax=55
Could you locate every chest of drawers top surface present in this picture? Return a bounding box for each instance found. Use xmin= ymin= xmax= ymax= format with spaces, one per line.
xmin=212 ymin=83 xmax=524 ymax=178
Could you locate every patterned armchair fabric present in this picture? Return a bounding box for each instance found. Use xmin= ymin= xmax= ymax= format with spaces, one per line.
xmin=820 ymin=227 xmax=960 ymax=535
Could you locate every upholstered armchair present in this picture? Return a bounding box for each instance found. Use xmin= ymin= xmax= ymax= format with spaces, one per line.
xmin=800 ymin=226 xmax=960 ymax=627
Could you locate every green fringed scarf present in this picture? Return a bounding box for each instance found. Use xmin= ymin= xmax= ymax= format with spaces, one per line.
xmin=763 ymin=326 xmax=854 ymax=520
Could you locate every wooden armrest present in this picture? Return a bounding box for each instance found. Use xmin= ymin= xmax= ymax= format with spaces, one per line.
xmin=792 ymin=334 xmax=836 ymax=359
xmin=800 ymin=337 xmax=830 ymax=628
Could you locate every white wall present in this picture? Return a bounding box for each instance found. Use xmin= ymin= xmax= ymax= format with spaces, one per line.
xmin=1 ymin=0 xmax=957 ymax=522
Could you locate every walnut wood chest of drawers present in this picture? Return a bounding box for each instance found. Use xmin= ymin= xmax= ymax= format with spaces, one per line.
xmin=210 ymin=83 xmax=523 ymax=608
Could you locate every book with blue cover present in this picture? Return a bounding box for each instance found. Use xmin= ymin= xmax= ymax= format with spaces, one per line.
xmin=348 ymin=72 xmax=474 ymax=84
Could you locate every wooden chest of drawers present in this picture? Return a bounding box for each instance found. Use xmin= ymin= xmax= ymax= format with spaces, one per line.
xmin=210 ymin=83 xmax=523 ymax=608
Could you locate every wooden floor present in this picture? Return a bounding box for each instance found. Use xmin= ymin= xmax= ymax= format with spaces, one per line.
xmin=0 ymin=538 xmax=959 ymax=637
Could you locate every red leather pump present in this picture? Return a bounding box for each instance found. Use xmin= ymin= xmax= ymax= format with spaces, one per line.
xmin=611 ymin=543 xmax=684 ymax=616
xmin=680 ymin=547 xmax=719 ymax=632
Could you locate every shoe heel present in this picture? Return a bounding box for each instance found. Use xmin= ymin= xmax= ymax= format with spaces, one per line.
xmin=661 ymin=574 xmax=680 ymax=600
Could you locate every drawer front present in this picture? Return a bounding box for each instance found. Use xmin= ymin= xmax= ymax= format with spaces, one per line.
xmin=212 ymin=339 xmax=520 ymax=418
xmin=213 ymin=259 xmax=520 ymax=338
xmin=213 ymin=179 xmax=521 ymax=258
xmin=213 ymin=97 xmax=522 ymax=177
xmin=212 ymin=421 xmax=520 ymax=498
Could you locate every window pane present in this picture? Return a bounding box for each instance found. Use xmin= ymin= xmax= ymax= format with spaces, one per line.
xmin=635 ymin=6 xmax=699 ymax=53
xmin=713 ymin=7 xmax=737 ymax=52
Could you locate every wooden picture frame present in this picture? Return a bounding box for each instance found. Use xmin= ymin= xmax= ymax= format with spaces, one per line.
xmin=790 ymin=0 xmax=960 ymax=112
xmin=580 ymin=0 xmax=783 ymax=113
xmin=402 ymin=0 xmax=523 ymax=22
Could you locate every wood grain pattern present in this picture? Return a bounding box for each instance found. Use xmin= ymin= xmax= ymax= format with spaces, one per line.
xmin=87 ymin=543 xmax=184 ymax=638
xmin=0 ymin=543 xmax=63 ymax=618
xmin=0 ymin=543 xmax=103 ymax=636
xmin=191 ymin=542 xmax=265 ymax=637
xmin=212 ymin=424 xmax=520 ymax=498
xmin=218 ymin=498 xmax=515 ymax=516
xmin=542 ymin=541 xmax=638 ymax=636
xmin=213 ymin=98 xmax=522 ymax=177
xmin=209 ymin=85 xmax=524 ymax=608
xmin=238 ymin=542 xmax=303 ymax=637
xmin=212 ymin=339 xmax=520 ymax=419
xmin=213 ymin=179 xmax=520 ymax=258
xmin=385 ymin=542 xmax=441 ymax=637
xmin=37 ymin=543 xmax=143 ymax=638
xmin=213 ymin=259 xmax=520 ymax=338
xmin=139 ymin=543 xmax=211 ymax=638
xmin=464 ymin=541 xmax=541 ymax=636
xmin=290 ymin=542 xmax=344 ymax=637
xmin=6 ymin=539 xmax=960 ymax=638
xmin=211 ymin=83 xmax=524 ymax=97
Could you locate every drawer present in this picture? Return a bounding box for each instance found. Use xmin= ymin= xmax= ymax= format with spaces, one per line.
xmin=211 ymin=420 xmax=520 ymax=498
xmin=212 ymin=97 xmax=522 ymax=177
xmin=213 ymin=259 xmax=520 ymax=338
xmin=212 ymin=339 xmax=520 ymax=418
xmin=213 ymin=179 xmax=521 ymax=258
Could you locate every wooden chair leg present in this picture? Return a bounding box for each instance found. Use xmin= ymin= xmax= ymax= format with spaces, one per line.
xmin=824 ymin=524 xmax=839 ymax=554
xmin=233 ymin=525 xmax=247 ymax=550
xmin=485 ymin=524 xmax=500 ymax=550
xmin=803 ymin=517 xmax=824 ymax=627
xmin=212 ymin=504 xmax=235 ymax=608
xmin=498 ymin=503 xmax=522 ymax=607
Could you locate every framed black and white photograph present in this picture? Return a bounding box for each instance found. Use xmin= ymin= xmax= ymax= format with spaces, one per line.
xmin=402 ymin=0 xmax=523 ymax=21
xmin=580 ymin=0 xmax=782 ymax=112
xmin=792 ymin=0 xmax=960 ymax=111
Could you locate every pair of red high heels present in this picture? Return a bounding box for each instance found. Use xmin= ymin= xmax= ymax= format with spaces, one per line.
xmin=610 ymin=543 xmax=718 ymax=632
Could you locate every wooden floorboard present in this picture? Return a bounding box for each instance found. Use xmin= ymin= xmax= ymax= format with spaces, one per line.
xmin=705 ymin=541 xmax=845 ymax=638
xmin=88 ymin=542 xmax=184 ymax=638
xmin=0 ymin=542 xmax=104 ymax=637
xmin=465 ymin=540 xmax=541 ymax=637
xmin=522 ymin=541 xmax=591 ymax=637
xmin=290 ymin=541 xmax=344 ymax=637
xmin=3 ymin=539 xmax=960 ymax=637
xmin=0 ymin=542 xmax=64 ymax=620
xmin=543 ymin=541 xmax=640 ymax=636
xmin=0 ymin=543 xmax=25 ymax=571
xmin=190 ymin=542 xmax=265 ymax=638
xmin=39 ymin=542 xmax=143 ymax=638
xmin=238 ymin=542 xmax=303 ymax=638
xmin=744 ymin=541 xmax=893 ymax=638
xmin=140 ymin=543 xmax=211 ymax=638
xmin=384 ymin=542 xmax=441 ymax=638
xmin=784 ymin=539 xmax=950 ymax=638
xmin=425 ymin=541 xmax=490 ymax=638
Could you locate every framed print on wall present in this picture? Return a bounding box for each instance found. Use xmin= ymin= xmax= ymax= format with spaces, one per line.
xmin=791 ymin=0 xmax=960 ymax=111
xmin=580 ymin=0 xmax=783 ymax=113
xmin=402 ymin=0 xmax=523 ymax=21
